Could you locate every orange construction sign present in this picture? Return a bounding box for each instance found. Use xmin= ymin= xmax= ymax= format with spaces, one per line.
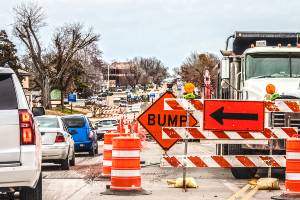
xmin=138 ymin=92 xmax=198 ymax=150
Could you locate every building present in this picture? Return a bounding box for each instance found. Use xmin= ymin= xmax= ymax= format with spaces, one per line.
xmin=103 ymin=61 xmax=132 ymax=88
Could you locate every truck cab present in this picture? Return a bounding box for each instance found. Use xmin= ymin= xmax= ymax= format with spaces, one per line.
xmin=218 ymin=31 xmax=300 ymax=179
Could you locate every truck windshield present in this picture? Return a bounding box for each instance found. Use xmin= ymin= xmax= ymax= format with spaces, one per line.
xmin=246 ymin=54 xmax=300 ymax=79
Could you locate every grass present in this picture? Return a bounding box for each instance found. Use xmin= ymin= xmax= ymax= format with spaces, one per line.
xmin=50 ymin=107 xmax=84 ymax=115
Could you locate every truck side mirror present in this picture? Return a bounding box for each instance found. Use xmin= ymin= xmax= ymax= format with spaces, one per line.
xmin=221 ymin=58 xmax=230 ymax=79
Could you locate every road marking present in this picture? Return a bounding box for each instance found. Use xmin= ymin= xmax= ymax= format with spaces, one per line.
xmin=241 ymin=186 xmax=258 ymax=200
xmin=228 ymin=183 xmax=259 ymax=200
xmin=222 ymin=180 xmax=240 ymax=193
xmin=228 ymin=184 xmax=251 ymax=200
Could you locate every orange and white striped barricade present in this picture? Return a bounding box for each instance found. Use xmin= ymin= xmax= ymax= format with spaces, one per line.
xmin=101 ymin=132 xmax=120 ymax=178
xmin=272 ymin=137 xmax=300 ymax=199
xmin=102 ymin=136 xmax=151 ymax=195
xmin=160 ymin=98 xmax=300 ymax=176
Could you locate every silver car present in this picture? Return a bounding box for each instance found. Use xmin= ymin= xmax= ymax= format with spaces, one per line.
xmin=35 ymin=115 xmax=75 ymax=170
xmin=96 ymin=118 xmax=118 ymax=140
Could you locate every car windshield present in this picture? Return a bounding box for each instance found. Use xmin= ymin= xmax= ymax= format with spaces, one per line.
xmin=35 ymin=117 xmax=60 ymax=128
xmin=62 ymin=117 xmax=85 ymax=128
xmin=99 ymin=120 xmax=117 ymax=126
xmin=246 ymin=54 xmax=300 ymax=79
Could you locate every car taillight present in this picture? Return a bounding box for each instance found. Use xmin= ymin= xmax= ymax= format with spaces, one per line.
xmin=55 ymin=133 xmax=65 ymax=143
xmin=19 ymin=109 xmax=35 ymax=145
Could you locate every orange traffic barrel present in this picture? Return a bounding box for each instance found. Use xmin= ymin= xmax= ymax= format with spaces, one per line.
xmin=111 ymin=136 xmax=141 ymax=190
xmin=286 ymin=137 xmax=300 ymax=194
xmin=102 ymin=132 xmax=120 ymax=177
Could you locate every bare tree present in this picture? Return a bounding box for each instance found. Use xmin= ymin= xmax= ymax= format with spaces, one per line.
xmin=180 ymin=52 xmax=219 ymax=88
xmin=124 ymin=57 xmax=168 ymax=89
xmin=13 ymin=2 xmax=99 ymax=108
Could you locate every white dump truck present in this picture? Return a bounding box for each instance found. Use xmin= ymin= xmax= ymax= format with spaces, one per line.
xmin=217 ymin=31 xmax=300 ymax=179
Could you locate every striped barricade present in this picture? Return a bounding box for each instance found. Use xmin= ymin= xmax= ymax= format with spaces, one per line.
xmin=161 ymin=155 xmax=286 ymax=168
xmin=162 ymin=127 xmax=298 ymax=140
xmin=160 ymin=98 xmax=300 ymax=170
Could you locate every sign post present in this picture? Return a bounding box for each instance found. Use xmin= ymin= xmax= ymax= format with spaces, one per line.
xmin=68 ymin=93 xmax=77 ymax=114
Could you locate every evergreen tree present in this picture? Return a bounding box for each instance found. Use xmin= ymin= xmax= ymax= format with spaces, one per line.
xmin=0 ymin=30 xmax=21 ymax=78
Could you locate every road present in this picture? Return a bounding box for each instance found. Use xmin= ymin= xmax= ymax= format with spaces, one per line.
xmin=39 ymin=141 xmax=285 ymax=200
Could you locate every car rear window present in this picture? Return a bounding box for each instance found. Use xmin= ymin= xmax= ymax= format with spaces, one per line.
xmin=99 ymin=120 xmax=117 ymax=126
xmin=62 ymin=117 xmax=85 ymax=128
xmin=35 ymin=117 xmax=60 ymax=128
xmin=0 ymin=74 xmax=18 ymax=110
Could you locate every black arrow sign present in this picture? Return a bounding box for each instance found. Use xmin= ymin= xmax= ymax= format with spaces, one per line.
xmin=210 ymin=107 xmax=258 ymax=125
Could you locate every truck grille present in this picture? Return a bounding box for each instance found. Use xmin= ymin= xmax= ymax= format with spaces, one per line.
xmin=272 ymin=112 xmax=300 ymax=129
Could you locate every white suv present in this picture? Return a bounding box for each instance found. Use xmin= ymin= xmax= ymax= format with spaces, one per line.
xmin=0 ymin=67 xmax=42 ymax=199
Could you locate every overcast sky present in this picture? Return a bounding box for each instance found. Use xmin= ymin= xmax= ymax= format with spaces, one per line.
xmin=1 ymin=0 xmax=300 ymax=69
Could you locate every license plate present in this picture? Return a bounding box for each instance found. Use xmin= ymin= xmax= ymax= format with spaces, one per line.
xmin=80 ymin=144 xmax=85 ymax=147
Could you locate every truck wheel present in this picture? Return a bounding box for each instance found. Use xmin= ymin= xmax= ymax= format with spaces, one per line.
xmin=227 ymin=144 xmax=258 ymax=179
xmin=231 ymin=167 xmax=257 ymax=179
xmin=61 ymin=156 xmax=70 ymax=170
xmin=20 ymin=173 xmax=42 ymax=200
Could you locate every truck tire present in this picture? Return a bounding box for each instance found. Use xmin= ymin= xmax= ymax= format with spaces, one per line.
xmin=20 ymin=173 xmax=42 ymax=200
xmin=228 ymin=144 xmax=257 ymax=179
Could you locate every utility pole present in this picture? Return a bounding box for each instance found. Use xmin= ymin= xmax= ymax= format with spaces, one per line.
xmin=107 ymin=64 xmax=110 ymax=91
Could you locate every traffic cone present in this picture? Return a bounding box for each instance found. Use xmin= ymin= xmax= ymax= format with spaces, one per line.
xmin=101 ymin=136 xmax=151 ymax=195
xmin=272 ymin=137 xmax=300 ymax=199
xmin=133 ymin=121 xmax=138 ymax=133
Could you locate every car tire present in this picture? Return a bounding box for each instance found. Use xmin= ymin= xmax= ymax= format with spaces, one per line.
xmin=61 ymin=156 xmax=70 ymax=170
xmin=95 ymin=143 xmax=99 ymax=155
xmin=70 ymin=150 xmax=75 ymax=166
xmin=20 ymin=173 xmax=42 ymax=200
xmin=89 ymin=144 xmax=96 ymax=157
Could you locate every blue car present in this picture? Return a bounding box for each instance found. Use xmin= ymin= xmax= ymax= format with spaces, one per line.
xmin=62 ymin=115 xmax=98 ymax=156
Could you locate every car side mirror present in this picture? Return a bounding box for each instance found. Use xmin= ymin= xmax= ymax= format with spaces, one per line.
xmin=32 ymin=107 xmax=45 ymax=117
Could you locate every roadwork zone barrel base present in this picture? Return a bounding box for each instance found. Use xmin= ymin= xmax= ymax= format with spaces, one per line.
xmin=101 ymin=185 xmax=151 ymax=196
xmin=271 ymin=193 xmax=300 ymax=200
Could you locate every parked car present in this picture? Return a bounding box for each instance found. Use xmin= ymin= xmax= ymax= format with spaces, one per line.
xmin=35 ymin=115 xmax=75 ymax=170
xmin=0 ymin=67 xmax=42 ymax=199
xmin=95 ymin=118 xmax=118 ymax=140
xmin=119 ymin=99 xmax=127 ymax=107
xmin=62 ymin=115 xmax=98 ymax=156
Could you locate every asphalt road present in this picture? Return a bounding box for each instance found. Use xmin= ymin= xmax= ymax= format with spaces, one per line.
xmin=38 ymin=141 xmax=285 ymax=200
xmin=1 ymin=140 xmax=285 ymax=200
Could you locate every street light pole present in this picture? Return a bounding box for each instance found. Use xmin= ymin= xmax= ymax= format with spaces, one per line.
xmin=107 ymin=64 xmax=110 ymax=91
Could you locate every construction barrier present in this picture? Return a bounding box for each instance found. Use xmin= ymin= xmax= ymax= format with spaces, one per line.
xmin=286 ymin=137 xmax=300 ymax=194
xmin=160 ymin=98 xmax=300 ymax=172
xmin=161 ymin=155 xmax=286 ymax=168
xmin=111 ymin=136 xmax=141 ymax=190
xmin=102 ymin=132 xmax=120 ymax=177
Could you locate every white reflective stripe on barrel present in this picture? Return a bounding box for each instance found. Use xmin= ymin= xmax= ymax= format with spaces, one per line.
xmin=104 ymin=144 xmax=112 ymax=150
xmin=112 ymin=150 xmax=140 ymax=157
xmin=103 ymin=160 xmax=112 ymax=166
xmin=286 ymin=152 xmax=300 ymax=160
xmin=111 ymin=169 xmax=141 ymax=177
xmin=286 ymin=173 xmax=300 ymax=180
